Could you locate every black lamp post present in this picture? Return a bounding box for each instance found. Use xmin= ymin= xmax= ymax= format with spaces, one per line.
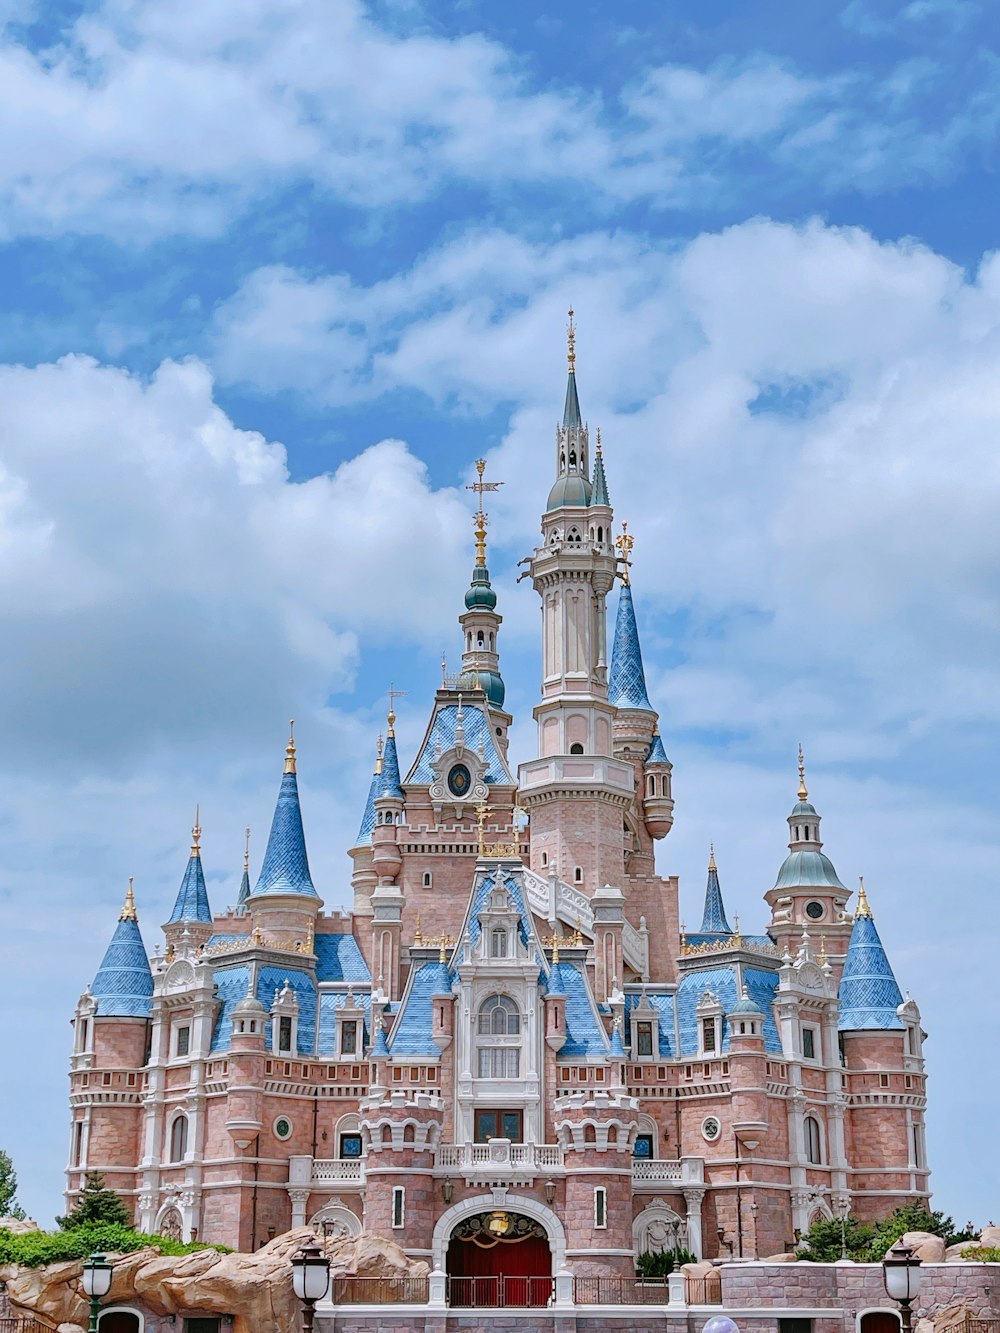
xmin=883 ymin=1239 xmax=923 ymax=1333
xmin=81 ymin=1253 xmax=113 ymax=1333
xmin=291 ymin=1237 xmax=330 ymax=1333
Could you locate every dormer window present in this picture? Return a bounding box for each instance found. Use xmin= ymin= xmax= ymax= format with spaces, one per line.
xmin=702 ymin=1019 xmax=717 ymax=1054
xmin=278 ymin=1016 xmax=293 ymax=1053
xmin=490 ymin=927 xmax=508 ymax=959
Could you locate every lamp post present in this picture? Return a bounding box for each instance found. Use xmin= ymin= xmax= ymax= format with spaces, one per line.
xmin=883 ymin=1239 xmax=923 ymax=1333
xmin=838 ymin=1196 xmax=851 ymax=1262
xmin=81 ymin=1253 xmax=113 ymax=1333
xmin=291 ymin=1237 xmax=331 ymax=1333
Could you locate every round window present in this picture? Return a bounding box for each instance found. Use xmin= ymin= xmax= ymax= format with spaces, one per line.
xmin=274 ymin=1117 xmax=293 ymax=1141
xmin=448 ymin=763 xmax=472 ymax=797
xmin=805 ymin=901 xmax=825 ymax=920
xmin=701 ymin=1116 xmax=721 ymax=1143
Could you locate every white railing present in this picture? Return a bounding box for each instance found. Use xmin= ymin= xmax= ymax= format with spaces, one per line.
xmin=621 ymin=919 xmax=648 ymax=977
xmin=522 ymin=868 xmax=595 ymax=935
xmin=435 ymin=1142 xmax=563 ymax=1172
xmin=632 ymin=1159 xmax=682 ymax=1183
xmin=311 ymin=1158 xmax=364 ymax=1183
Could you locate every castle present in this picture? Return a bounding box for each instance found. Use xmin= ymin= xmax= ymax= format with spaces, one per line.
xmin=67 ymin=319 xmax=929 ymax=1281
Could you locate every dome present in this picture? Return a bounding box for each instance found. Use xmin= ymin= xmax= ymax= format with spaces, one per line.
xmin=546 ymin=473 xmax=592 ymax=511
xmin=728 ymin=992 xmax=763 ymax=1016
xmin=457 ymin=670 xmax=505 ymax=708
xmin=791 ymin=800 xmax=817 ymax=816
xmin=234 ymin=993 xmax=267 ymax=1016
xmin=464 ymin=568 xmax=497 ymax=609
xmin=772 ymin=849 xmax=846 ymax=891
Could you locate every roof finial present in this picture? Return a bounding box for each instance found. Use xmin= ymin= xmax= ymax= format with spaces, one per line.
xmin=615 ymin=521 xmax=633 ymax=585
xmin=797 ymin=744 xmax=808 ymax=801
xmin=243 ymin=826 xmax=251 ymax=874
xmin=120 ymin=876 xmax=138 ymax=921
xmin=387 ymin=684 xmax=407 ymax=737
xmin=191 ymin=805 xmax=202 ymax=856
xmin=855 ymin=875 xmax=872 ymax=919
xmin=284 ymin=720 xmax=297 ymax=774
xmin=466 ymin=458 xmax=503 ymax=569
xmin=596 ymin=426 xmax=602 ymax=457
xmin=476 ymin=800 xmax=488 ymax=855
xmin=567 ymin=306 xmax=576 ymax=373
xmin=708 ymin=842 xmax=717 ymax=873
xmin=375 ymin=733 xmax=384 ymax=776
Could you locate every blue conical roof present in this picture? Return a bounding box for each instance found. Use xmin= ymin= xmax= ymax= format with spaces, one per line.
xmin=647 ymin=731 xmax=669 ymax=764
xmin=592 ymin=446 xmax=610 ymax=506
xmin=380 ymin=733 xmax=404 ymax=801
xmin=92 ymin=895 xmax=154 ymax=1018
xmin=700 ymin=853 xmax=732 ymax=934
xmin=563 ymin=371 xmax=582 ymax=429
xmin=609 ymin=1022 xmax=626 ymax=1058
xmin=838 ymin=908 xmax=904 ymax=1031
xmin=236 ymin=867 xmax=251 ymax=913
xmin=356 ymin=767 xmax=380 ymax=845
xmin=168 ymin=851 xmax=212 ymax=924
xmin=609 ymin=583 xmax=653 ymax=710
xmin=254 ymin=764 xmax=317 ymax=898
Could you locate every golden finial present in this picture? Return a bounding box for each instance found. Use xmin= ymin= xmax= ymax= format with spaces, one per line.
xmin=596 ymin=426 xmax=602 ymax=457
xmin=415 ymin=915 xmax=423 ymax=945
xmin=466 ymin=458 xmax=504 ymax=569
xmin=797 ymin=744 xmax=808 ymax=801
xmin=243 ymin=826 xmax=251 ymax=873
xmin=855 ymin=875 xmax=872 ymax=919
xmin=441 ymin=652 xmax=448 ymax=686
xmin=567 ymin=307 xmax=576 ymax=373
xmin=817 ymin=935 xmax=828 ymax=967
xmin=284 ymin=720 xmax=297 ymax=774
xmin=476 ymin=800 xmax=488 ymax=854
xmin=439 ymin=936 xmax=454 ymax=964
xmin=191 ymin=805 xmax=202 ymax=856
xmin=708 ymin=843 xmax=717 ymax=873
xmin=387 ymin=684 xmax=407 ymax=738
xmin=733 ymin=913 xmax=741 ymax=938
xmin=615 ymin=521 xmax=634 ymax=585
xmin=374 ymin=733 xmax=384 ymax=776
xmin=545 ymin=932 xmax=561 ymax=964
xmin=120 ymin=877 xmax=138 ymax=921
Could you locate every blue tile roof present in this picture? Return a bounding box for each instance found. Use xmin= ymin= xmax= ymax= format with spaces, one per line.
xmin=624 ymin=991 xmax=676 ymax=1057
xmin=206 ymin=932 xmax=248 ymax=949
xmin=257 ymin=965 xmax=318 ymax=1055
xmin=407 ymin=703 xmax=513 ymax=785
xmin=772 ymin=849 xmax=846 ymax=891
xmin=647 ymin=732 xmax=669 ymax=764
xmin=210 ymin=965 xmax=251 ymax=1051
xmin=563 ymin=370 xmax=582 ymax=429
xmin=253 ymin=770 xmax=318 ymax=898
xmin=389 ymin=960 xmax=453 ymax=1057
xmin=592 ymin=448 xmax=610 ymax=506
xmin=462 ymin=866 xmax=533 ymax=952
xmin=380 ymin=734 xmax=404 ymax=800
xmin=700 ymin=863 xmax=732 ymax=935
xmin=317 ymin=990 xmax=371 ymax=1056
xmin=676 ymin=966 xmax=781 ymax=1054
xmin=355 ymin=766 xmax=379 ymax=846
xmin=838 ymin=913 xmax=904 ymax=1031
xmin=236 ymin=868 xmax=250 ymax=912
xmin=549 ymin=961 xmax=609 ymax=1058
xmin=608 ymin=584 xmax=653 ymax=711
xmin=91 ymin=916 xmax=154 ymax=1018
xmin=315 ymin=933 xmax=371 ymax=984
xmin=167 ymin=852 xmax=213 ymax=924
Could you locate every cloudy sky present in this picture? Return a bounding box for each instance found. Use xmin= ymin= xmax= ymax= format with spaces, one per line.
xmin=0 ymin=0 xmax=997 ymax=1227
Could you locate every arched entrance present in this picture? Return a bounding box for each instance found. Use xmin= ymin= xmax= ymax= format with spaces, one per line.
xmin=446 ymin=1211 xmax=552 ymax=1307
xmin=98 ymin=1312 xmax=142 ymax=1333
xmin=860 ymin=1313 xmax=901 ymax=1333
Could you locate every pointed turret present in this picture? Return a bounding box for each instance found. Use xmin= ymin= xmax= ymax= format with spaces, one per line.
xmin=355 ymin=736 xmax=384 ymax=846
xmin=563 ymin=307 xmax=582 ymax=429
xmin=380 ymin=727 xmax=404 ymax=801
xmin=700 ymin=846 xmax=733 ymax=935
xmin=251 ymin=723 xmax=318 ymax=899
xmin=167 ymin=808 xmax=213 ymax=924
xmin=547 ymin=308 xmax=592 ymax=510
xmin=91 ymin=881 xmax=154 ymax=1018
xmin=608 ymin=579 xmax=653 ymax=711
xmin=592 ymin=429 xmax=610 ymax=507
xmin=838 ymin=879 xmax=904 ymax=1030
xmin=770 ymin=749 xmax=846 ymax=893
xmin=236 ymin=826 xmax=251 ymax=914
xmin=457 ymin=458 xmax=508 ymax=715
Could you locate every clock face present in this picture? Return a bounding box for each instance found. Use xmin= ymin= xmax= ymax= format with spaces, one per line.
xmin=448 ymin=763 xmax=472 ymax=797
xmin=805 ymin=900 xmax=825 ymax=920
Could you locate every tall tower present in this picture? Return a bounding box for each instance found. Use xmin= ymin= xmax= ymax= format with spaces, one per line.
xmin=518 ymin=312 xmax=634 ymax=892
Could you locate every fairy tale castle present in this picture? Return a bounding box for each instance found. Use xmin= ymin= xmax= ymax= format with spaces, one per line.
xmin=67 ymin=320 xmax=930 ymax=1280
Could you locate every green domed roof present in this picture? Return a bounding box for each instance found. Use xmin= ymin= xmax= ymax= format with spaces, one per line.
xmin=465 ymin=568 xmax=497 ymax=609
xmin=546 ymin=473 xmax=592 ymax=511
xmin=772 ymin=849 xmax=846 ymax=891
xmin=456 ymin=670 xmax=506 ymax=708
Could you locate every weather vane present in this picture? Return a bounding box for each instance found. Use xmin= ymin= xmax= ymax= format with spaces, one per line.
xmin=466 ymin=459 xmax=504 ymax=567
xmin=615 ymin=521 xmax=634 ymax=585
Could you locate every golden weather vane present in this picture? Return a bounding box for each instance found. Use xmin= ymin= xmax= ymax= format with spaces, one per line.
xmin=387 ymin=683 xmax=407 ymax=737
xmin=466 ymin=459 xmax=504 ymax=568
xmin=567 ymin=307 xmax=576 ymax=373
xmin=615 ymin=521 xmax=634 ymax=585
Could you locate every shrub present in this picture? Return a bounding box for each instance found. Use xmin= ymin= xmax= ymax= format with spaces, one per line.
xmin=961 ymin=1247 xmax=1000 ymax=1262
xmin=0 ymin=1222 xmax=230 ymax=1267
xmin=636 ymin=1248 xmax=697 ymax=1278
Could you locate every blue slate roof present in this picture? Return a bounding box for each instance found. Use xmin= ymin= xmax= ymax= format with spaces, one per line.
xmin=236 ymin=868 xmax=251 ymax=912
xmin=624 ymin=991 xmax=676 ymax=1058
xmin=317 ymin=991 xmax=371 ymax=1057
xmin=700 ymin=862 xmax=732 ymax=935
xmin=91 ymin=915 xmax=154 ymax=1018
xmin=463 ymin=866 xmax=533 ymax=951
xmin=772 ymin=849 xmax=846 ymax=891
xmin=253 ymin=770 xmax=318 ymax=898
xmin=608 ymin=584 xmax=653 ymax=711
xmin=257 ymin=965 xmax=318 ymax=1055
xmin=838 ymin=913 xmax=904 ymax=1031
xmin=549 ymin=961 xmax=609 ymax=1058
xmin=315 ymin=933 xmax=371 ymax=984
xmin=167 ymin=852 xmax=213 ymax=924
xmin=563 ymin=370 xmax=582 ymax=429
xmin=389 ymin=960 xmax=453 ymax=1057
xmin=380 ymin=735 xmax=404 ymax=801
xmin=407 ymin=703 xmax=512 ymax=785
xmin=647 ymin=732 xmax=669 ymax=764
xmin=676 ymin=966 xmax=781 ymax=1054
xmin=210 ymin=965 xmax=251 ymax=1051
xmin=206 ymin=932 xmax=248 ymax=949
xmin=355 ymin=763 xmax=380 ymax=846
xmin=592 ymin=448 xmax=610 ymax=506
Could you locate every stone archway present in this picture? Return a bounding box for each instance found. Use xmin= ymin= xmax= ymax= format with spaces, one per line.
xmin=97 ymin=1310 xmax=143 ymax=1333
xmin=309 ymin=1202 xmax=362 ymax=1239
xmin=431 ymin=1193 xmax=566 ymax=1272
xmin=633 ymin=1198 xmax=688 ymax=1259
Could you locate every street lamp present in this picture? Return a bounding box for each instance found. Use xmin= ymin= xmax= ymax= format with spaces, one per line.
xmin=838 ymin=1197 xmax=851 ymax=1262
xmin=81 ymin=1253 xmax=113 ymax=1333
xmin=883 ymin=1239 xmax=923 ymax=1333
xmin=291 ymin=1237 xmax=331 ymax=1333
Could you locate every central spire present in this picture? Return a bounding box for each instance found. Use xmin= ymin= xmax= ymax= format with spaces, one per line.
xmin=459 ymin=458 xmax=506 ymax=709
xmin=548 ymin=307 xmax=591 ymax=509
xmin=563 ymin=306 xmax=582 ymax=430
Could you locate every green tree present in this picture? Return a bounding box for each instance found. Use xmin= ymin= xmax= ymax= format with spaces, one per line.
xmin=0 ymin=1149 xmax=26 ymax=1220
xmin=797 ymin=1213 xmax=875 ymax=1262
xmin=56 ymin=1172 xmax=131 ymax=1230
xmin=797 ymin=1204 xmax=979 ymax=1264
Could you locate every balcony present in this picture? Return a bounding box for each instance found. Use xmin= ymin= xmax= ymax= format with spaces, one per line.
xmin=307 ymin=1158 xmax=364 ymax=1186
xmin=434 ymin=1141 xmax=562 ymax=1181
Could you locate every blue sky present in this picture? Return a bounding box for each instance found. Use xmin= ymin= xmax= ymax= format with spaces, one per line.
xmin=0 ymin=0 xmax=998 ymax=1227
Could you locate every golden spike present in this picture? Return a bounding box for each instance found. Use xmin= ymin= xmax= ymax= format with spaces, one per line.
xmin=375 ymin=733 xmax=384 ymax=776
xmin=855 ymin=875 xmax=872 ymax=919
xmin=439 ymin=936 xmax=454 ymax=964
xmin=466 ymin=458 xmax=503 ymax=569
xmin=817 ymin=935 xmax=828 ymax=967
xmin=476 ymin=801 xmax=489 ymax=855
xmin=191 ymin=805 xmax=202 ymax=856
xmin=596 ymin=426 xmax=602 ymax=457
xmin=387 ymin=684 xmax=407 ymax=737
xmin=708 ymin=842 xmax=717 ymax=873
xmin=567 ymin=307 xmax=576 ymax=373
xmin=243 ymin=826 xmax=251 ymax=874
xmin=797 ymin=744 xmax=808 ymax=802
xmin=545 ymin=932 xmax=561 ymax=964
xmin=615 ymin=521 xmax=634 ymax=585
xmin=415 ymin=915 xmax=423 ymax=945
xmin=120 ymin=877 xmax=138 ymax=921
xmin=284 ymin=720 xmax=297 ymax=774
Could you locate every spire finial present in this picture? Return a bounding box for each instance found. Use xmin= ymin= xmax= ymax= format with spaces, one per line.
xmin=243 ymin=826 xmax=251 ymax=873
xmin=797 ymin=744 xmax=808 ymax=801
xmin=466 ymin=458 xmax=503 ymax=569
xmin=191 ymin=805 xmax=202 ymax=856
xmin=387 ymin=684 xmax=407 ymax=737
xmin=596 ymin=426 xmax=602 ymax=456
xmin=284 ymin=720 xmax=297 ymax=774
xmin=120 ymin=876 xmax=138 ymax=921
xmin=476 ymin=800 xmax=488 ymax=854
xmin=375 ymin=733 xmax=384 ymax=776
xmin=615 ymin=521 xmax=633 ymax=585
xmin=708 ymin=842 xmax=717 ymax=873
xmin=567 ymin=307 xmax=576 ymax=373
xmin=855 ymin=875 xmax=872 ymax=919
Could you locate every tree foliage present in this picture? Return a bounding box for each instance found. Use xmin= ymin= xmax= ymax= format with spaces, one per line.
xmin=636 ymin=1248 xmax=697 ymax=1277
xmin=56 ymin=1172 xmax=132 ymax=1230
xmin=797 ymin=1204 xmax=977 ymax=1263
xmin=0 ymin=1222 xmax=229 ymax=1267
xmin=0 ymin=1150 xmax=26 ymax=1220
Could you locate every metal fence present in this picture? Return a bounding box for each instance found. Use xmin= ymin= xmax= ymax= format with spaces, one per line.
xmin=957 ymin=1322 xmax=1000 ymax=1333
xmin=0 ymin=1320 xmax=51 ymax=1333
xmin=330 ymin=1275 xmax=430 ymax=1304
xmin=685 ymin=1274 xmax=723 ymax=1305
xmin=573 ymin=1276 xmax=671 ymax=1305
xmin=446 ymin=1274 xmax=555 ymax=1307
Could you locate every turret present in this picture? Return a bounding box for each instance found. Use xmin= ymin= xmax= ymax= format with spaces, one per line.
xmin=235 ymin=826 xmax=251 ymax=915
xmin=164 ymin=809 xmax=214 ymax=953
xmin=456 ymin=460 xmax=508 ymax=733
xmin=700 ymin=846 xmax=732 ymax=936
xmin=349 ymin=736 xmax=383 ymax=918
xmin=371 ymin=708 xmax=404 ymax=884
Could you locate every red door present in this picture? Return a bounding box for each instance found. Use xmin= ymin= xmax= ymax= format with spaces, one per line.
xmin=447 ymin=1230 xmax=551 ymax=1306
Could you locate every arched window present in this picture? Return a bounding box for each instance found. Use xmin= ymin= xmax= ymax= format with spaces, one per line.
xmin=490 ymin=927 xmax=508 ymax=958
xmin=805 ymin=1116 xmax=822 ymax=1165
xmin=570 ymin=742 xmax=584 ymax=755
xmin=478 ymin=995 xmax=519 ymax=1035
xmin=476 ymin=994 xmax=520 ymax=1078
xmin=169 ymin=1115 xmax=188 ymax=1163
xmin=597 ymin=526 xmax=604 ymax=542
xmin=574 ymin=867 xmax=583 ymax=883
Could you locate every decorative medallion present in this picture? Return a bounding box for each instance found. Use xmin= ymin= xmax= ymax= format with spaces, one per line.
xmin=448 ymin=763 xmax=472 ymax=797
